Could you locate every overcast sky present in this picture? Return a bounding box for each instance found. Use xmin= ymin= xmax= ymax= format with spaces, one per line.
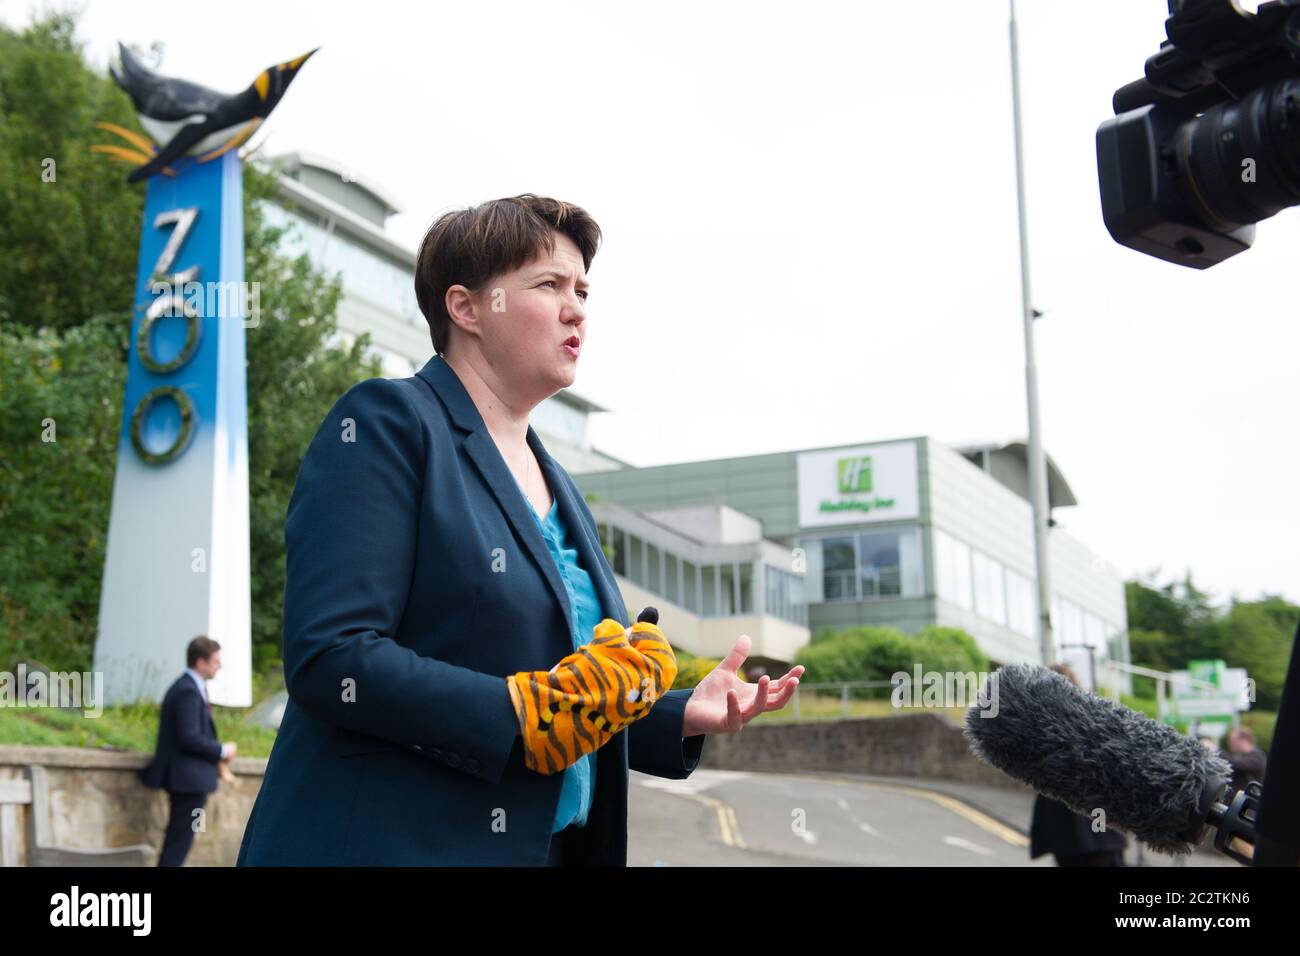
xmin=8 ymin=0 xmax=1298 ymax=606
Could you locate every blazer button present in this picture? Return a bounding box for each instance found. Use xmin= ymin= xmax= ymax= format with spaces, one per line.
xmin=465 ymin=758 xmax=480 ymax=773
xmin=446 ymin=753 xmax=461 ymax=768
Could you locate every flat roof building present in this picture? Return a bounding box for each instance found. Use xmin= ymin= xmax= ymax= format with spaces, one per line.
xmin=574 ymin=437 xmax=1130 ymax=680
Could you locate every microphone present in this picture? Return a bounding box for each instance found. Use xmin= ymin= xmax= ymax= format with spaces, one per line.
xmin=962 ymin=663 xmax=1260 ymax=863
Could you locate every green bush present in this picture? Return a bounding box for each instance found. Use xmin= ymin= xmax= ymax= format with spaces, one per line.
xmin=1120 ymin=695 xmax=1158 ymax=719
xmin=793 ymin=624 xmax=988 ymax=700
xmin=670 ymin=646 xmax=720 ymax=690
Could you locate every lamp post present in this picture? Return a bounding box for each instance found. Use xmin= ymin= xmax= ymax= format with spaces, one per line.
xmin=1009 ymin=0 xmax=1055 ymax=665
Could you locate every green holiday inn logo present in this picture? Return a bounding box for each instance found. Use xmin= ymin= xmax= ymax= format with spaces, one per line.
xmin=822 ymin=454 xmax=895 ymax=514
xmin=837 ymin=456 xmax=873 ymax=493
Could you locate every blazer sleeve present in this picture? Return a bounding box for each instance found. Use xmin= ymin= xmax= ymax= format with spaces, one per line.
xmin=174 ymin=687 xmax=223 ymax=763
xmin=626 ymin=688 xmax=705 ymax=779
xmin=281 ymin=377 xmax=520 ymax=786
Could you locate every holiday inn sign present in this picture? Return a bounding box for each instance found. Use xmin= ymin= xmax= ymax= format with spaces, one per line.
xmin=798 ymin=442 xmax=920 ymax=528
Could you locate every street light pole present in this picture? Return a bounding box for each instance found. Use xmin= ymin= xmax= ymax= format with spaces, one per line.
xmin=1009 ymin=0 xmax=1055 ymax=665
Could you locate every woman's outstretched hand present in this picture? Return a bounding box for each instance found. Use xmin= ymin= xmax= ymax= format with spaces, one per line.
xmin=680 ymin=634 xmax=804 ymax=737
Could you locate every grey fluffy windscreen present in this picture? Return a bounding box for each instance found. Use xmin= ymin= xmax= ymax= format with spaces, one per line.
xmin=963 ymin=663 xmax=1234 ymax=854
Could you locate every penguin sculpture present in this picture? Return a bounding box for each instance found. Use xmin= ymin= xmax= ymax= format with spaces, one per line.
xmin=98 ymin=43 xmax=317 ymax=183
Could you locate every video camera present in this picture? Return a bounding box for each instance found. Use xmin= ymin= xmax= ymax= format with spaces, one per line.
xmin=1097 ymin=0 xmax=1300 ymax=268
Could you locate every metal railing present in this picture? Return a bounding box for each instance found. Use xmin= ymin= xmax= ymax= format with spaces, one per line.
xmin=1092 ymin=657 xmax=1230 ymax=726
xmin=784 ymin=680 xmax=899 ymax=721
xmin=772 ymin=661 xmax=1229 ymax=725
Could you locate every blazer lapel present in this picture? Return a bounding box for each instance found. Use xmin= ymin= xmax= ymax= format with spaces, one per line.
xmin=529 ymin=427 xmax=629 ymax=629
xmin=416 ymin=356 xmax=576 ymax=639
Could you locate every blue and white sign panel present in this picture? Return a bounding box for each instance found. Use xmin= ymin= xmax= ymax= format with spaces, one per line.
xmin=94 ymin=151 xmax=251 ymax=706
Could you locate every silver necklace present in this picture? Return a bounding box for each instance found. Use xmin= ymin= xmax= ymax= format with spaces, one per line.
xmin=522 ymin=448 xmax=540 ymax=512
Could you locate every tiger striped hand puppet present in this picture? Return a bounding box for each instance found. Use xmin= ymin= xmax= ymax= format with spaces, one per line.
xmin=506 ymin=608 xmax=678 ymax=775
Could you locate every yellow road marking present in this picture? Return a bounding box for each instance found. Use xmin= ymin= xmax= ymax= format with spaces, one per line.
xmin=724 ymin=803 xmax=748 ymax=849
xmin=652 ymin=771 xmax=1026 ymax=854
xmin=685 ymin=793 xmax=748 ymax=849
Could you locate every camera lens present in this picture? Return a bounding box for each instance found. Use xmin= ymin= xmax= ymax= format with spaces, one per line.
xmin=1181 ymin=77 xmax=1300 ymax=228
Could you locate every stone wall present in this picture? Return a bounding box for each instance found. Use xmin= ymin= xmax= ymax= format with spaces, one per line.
xmin=0 ymin=714 xmax=1010 ymax=864
xmin=698 ymin=712 xmax=1008 ymax=782
xmin=0 ymin=746 xmax=265 ymax=867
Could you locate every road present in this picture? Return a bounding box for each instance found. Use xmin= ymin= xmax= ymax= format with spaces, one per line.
xmin=626 ymin=769 xmax=1243 ymax=867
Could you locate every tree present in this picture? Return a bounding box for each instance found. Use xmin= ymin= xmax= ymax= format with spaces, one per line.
xmin=1126 ymin=571 xmax=1295 ymax=711
xmin=1126 ymin=577 xmax=1189 ymax=639
xmin=0 ymin=14 xmax=142 ymax=333
xmin=1222 ymin=596 xmax=1294 ymax=710
xmin=1126 ymin=572 xmax=1228 ymax=665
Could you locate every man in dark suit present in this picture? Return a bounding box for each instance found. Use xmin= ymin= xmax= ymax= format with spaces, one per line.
xmin=141 ymin=636 xmax=236 ymax=866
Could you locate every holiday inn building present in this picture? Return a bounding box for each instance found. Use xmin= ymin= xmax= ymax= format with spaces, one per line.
xmin=572 ymin=438 xmax=1131 ymax=678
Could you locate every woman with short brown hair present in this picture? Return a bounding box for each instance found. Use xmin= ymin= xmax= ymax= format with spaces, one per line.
xmin=237 ymin=194 xmax=803 ymax=866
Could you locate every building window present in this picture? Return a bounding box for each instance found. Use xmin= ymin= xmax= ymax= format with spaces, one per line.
xmin=935 ymin=529 xmax=955 ymax=604
xmin=262 ymin=203 xmax=422 ymax=325
xmin=628 ymin=534 xmax=644 ymax=587
xmin=647 ymin=543 xmax=661 ymax=593
xmin=819 ymin=529 xmax=921 ymax=603
xmin=766 ymin=565 xmax=783 ymax=620
xmin=1051 ymin=594 xmax=1090 ymax=654
xmin=823 ymin=537 xmax=856 ymax=601
xmin=665 ymin=553 xmax=680 ymax=605
xmin=972 ymin=549 xmax=1007 ymax=626
xmin=938 ymin=527 xmax=1044 ymax=636
xmin=934 ymin=528 xmax=974 ymax=610
xmin=764 ymin=565 xmax=807 ymax=626
xmin=859 ymin=531 xmax=902 ymax=598
xmin=683 ymin=561 xmax=699 ymax=613
xmin=739 ymin=562 xmax=754 ymax=614
xmin=1064 ymin=599 xmax=1084 ymax=649
xmin=1005 ymin=567 xmax=1036 ymax=638
xmin=701 ymin=564 xmax=718 ymax=615
xmin=1084 ymin=611 xmax=1106 ymax=654
xmin=602 ymin=524 xmax=625 ymax=576
xmin=719 ymin=564 xmax=737 ymax=615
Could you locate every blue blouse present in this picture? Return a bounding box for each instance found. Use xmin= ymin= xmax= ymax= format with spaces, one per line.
xmin=526 ymin=496 xmax=602 ymax=833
